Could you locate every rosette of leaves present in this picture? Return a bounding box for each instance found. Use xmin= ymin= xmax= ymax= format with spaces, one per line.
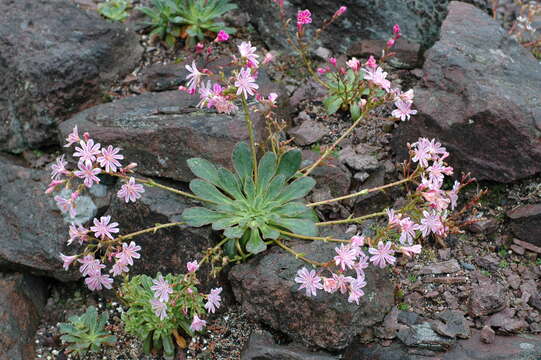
xmin=58 ymin=306 xmax=116 ymax=356
xmin=182 ymin=142 xmax=318 ymax=257
xmin=120 ymin=274 xmax=205 ymax=359
xmin=98 ymin=0 xmax=131 ymax=22
xmin=139 ymin=0 xmax=183 ymax=48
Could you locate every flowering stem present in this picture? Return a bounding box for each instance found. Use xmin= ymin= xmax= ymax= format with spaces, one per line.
xmin=104 ymin=222 xmax=185 ymax=245
xmin=273 ymin=239 xmax=325 ymax=267
xmin=307 ymin=177 xmax=412 ymax=207
xmin=315 ymin=211 xmax=387 ymax=226
xmin=273 ymin=228 xmax=349 ymax=243
xmin=241 ymin=97 xmax=259 ymax=183
xmin=198 ymin=237 xmax=230 ymax=267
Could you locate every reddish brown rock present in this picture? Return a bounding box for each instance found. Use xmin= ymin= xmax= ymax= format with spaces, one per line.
xmin=507 ymin=205 xmax=541 ymax=248
xmin=480 ymin=325 xmax=495 ymax=344
xmin=468 ymin=280 xmax=507 ymax=317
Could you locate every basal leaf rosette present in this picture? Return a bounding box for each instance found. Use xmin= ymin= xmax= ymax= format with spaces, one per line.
xmin=182 ymin=142 xmax=318 ymax=256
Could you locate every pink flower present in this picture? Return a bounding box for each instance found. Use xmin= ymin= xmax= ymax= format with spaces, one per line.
xmin=268 ymin=93 xmax=278 ymax=104
xmin=387 ymin=38 xmax=395 ymax=48
xmin=190 ymin=314 xmax=207 ymax=332
xmin=116 ymin=241 xmax=141 ymax=266
xmin=419 ymin=210 xmax=444 ymax=237
xmin=97 ymin=145 xmax=123 ymax=173
xmin=392 ymin=100 xmax=417 ymax=121
xmin=393 ymin=24 xmax=401 ymax=35
xmin=55 ymin=194 xmax=77 ymax=218
xmin=51 ymin=155 xmax=68 ymax=180
xmin=448 ymin=181 xmax=460 ymax=210
xmin=151 ymin=274 xmax=173 ymax=303
xmin=422 ymin=189 xmax=450 ymax=211
xmin=348 ymin=277 xmax=366 ymax=304
xmin=334 ymin=6 xmax=347 ymax=17
xmin=213 ymin=96 xmax=238 ymax=114
xmin=151 ymin=298 xmax=168 ymax=320
xmin=295 ymin=267 xmax=323 ymax=297
xmin=185 ymin=61 xmax=203 ymax=91
xmin=74 ymin=162 xmax=101 ymax=188
xmin=334 ymin=244 xmax=357 ymax=271
xmin=365 ymin=55 xmax=377 ymax=69
xmin=369 ymin=241 xmax=396 ymax=268
xmin=398 ymin=217 xmax=419 ymax=245
xmin=333 ymin=273 xmax=353 ymax=294
xmin=45 ymin=179 xmax=65 ymax=194
xmin=64 ymin=126 xmax=81 ymax=147
xmin=78 ymin=255 xmax=105 ymax=276
xmin=262 ymin=52 xmax=274 ymax=65
xmin=85 ymin=270 xmax=113 ymax=291
xmin=427 ymin=161 xmax=453 ymax=186
xmin=328 ymin=57 xmax=337 ymax=66
xmin=386 ymin=209 xmax=402 ymax=228
xmin=411 ymin=138 xmax=432 ymax=168
xmin=60 ymin=253 xmax=78 ymax=271
xmin=322 ymin=277 xmax=338 ymax=293
xmin=353 ymin=254 xmax=369 ymax=277
xmin=238 ymin=41 xmax=259 ymax=67
xmin=297 ymin=9 xmax=312 ymax=28
xmin=187 ymin=260 xmax=199 ymax=273
xmin=68 ymin=224 xmax=89 ymax=245
xmin=117 ymin=177 xmax=145 ymax=203
xmin=350 ymin=235 xmax=365 ymax=252
xmin=90 ymin=216 xmax=119 ymax=240
xmin=346 ymin=57 xmax=361 ymax=72
xmin=364 ymin=66 xmax=391 ymax=91
xmin=110 ymin=260 xmax=129 ymax=277
xmin=400 ymin=244 xmax=422 ymax=257
xmin=205 ymin=287 xmax=222 ymax=313
xmin=317 ymin=67 xmax=329 ymax=74
xmin=396 ymin=89 xmax=414 ymax=103
xmin=235 ymin=68 xmax=259 ymax=99
xmin=215 ymin=30 xmax=229 ymax=42
xmin=73 ymin=139 xmax=101 ymax=166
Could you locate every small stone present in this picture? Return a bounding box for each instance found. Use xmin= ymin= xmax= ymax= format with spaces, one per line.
xmin=287 ymin=119 xmax=328 ymax=146
xmin=419 ymin=259 xmax=461 ymax=275
xmin=480 ymin=325 xmax=495 ymax=344
xmin=475 ymin=255 xmax=500 ymax=272
xmin=468 ymin=218 xmax=498 ymax=234
xmin=461 ymin=262 xmax=476 ymax=271
xmin=396 ymin=322 xmax=455 ymax=351
xmin=314 ymin=47 xmax=332 ymax=60
xmin=469 ymin=280 xmax=507 ymax=317
xmin=510 ymin=245 xmax=525 ymax=255
xmin=433 ymin=310 xmax=471 ymax=339
xmin=528 ymin=295 xmax=541 ymax=312
xmin=513 ymin=238 xmax=541 ymax=254
xmin=353 ymin=172 xmax=370 ymax=182
xmin=438 ymin=248 xmax=451 ymax=261
xmin=486 ymin=308 xmax=528 ymax=334
xmin=425 ymin=276 xmax=468 ymax=284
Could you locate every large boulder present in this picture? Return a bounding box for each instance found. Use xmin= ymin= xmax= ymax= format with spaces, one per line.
xmin=229 ymin=241 xmax=394 ymax=350
xmin=0 ymin=0 xmax=142 ymax=153
xmin=507 ymin=204 xmax=541 ymax=248
xmin=392 ymin=2 xmax=541 ymax=183
xmin=0 ymin=272 xmax=48 ymax=360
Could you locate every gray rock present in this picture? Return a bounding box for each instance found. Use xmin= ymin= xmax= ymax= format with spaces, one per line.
xmin=475 ymin=255 xmax=500 ymax=273
xmin=288 ymin=119 xmax=327 ymax=146
xmin=507 ymin=204 xmax=541 ymax=248
xmin=397 ymin=322 xmax=455 ymax=351
xmin=0 ymin=0 xmax=142 ymax=153
xmin=480 ymin=325 xmax=495 ymax=344
xmin=433 ymin=310 xmax=471 ymax=339
xmin=486 ymin=308 xmax=528 ymax=334
xmin=469 ymin=280 xmax=507 ymax=317
xmin=419 ymin=259 xmax=461 ymax=275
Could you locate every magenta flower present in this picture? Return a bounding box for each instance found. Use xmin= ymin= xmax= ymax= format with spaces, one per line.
xmin=334 ymin=6 xmax=347 ymax=17
xmin=365 ymin=55 xmax=377 ymax=69
xmin=115 ymin=241 xmax=141 ymax=266
xmin=295 ymin=267 xmax=323 ymax=297
xmin=346 ymin=57 xmax=361 ymax=72
xmin=205 ymin=287 xmax=222 ymax=314
xmin=54 ymin=195 xmax=77 ymax=218
xmin=78 ymin=255 xmax=105 ymax=276
xmin=393 ymin=24 xmax=401 ymax=35
xmin=73 ymin=139 xmax=101 ymax=166
xmin=387 ymin=38 xmax=395 ymax=48
xmin=90 ymin=216 xmax=119 ymax=240
xmin=235 ymin=68 xmax=259 ymax=99
xmin=328 ymin=57 xmax=337 ymax=66
xmin=398 ymin=217 xmax=419 ymax=245
xmin=419 ymin=210 xmax=444 ymax=237
xmin=190 ymin=314 xmax=207 ymax=332
xmin=392 ymin=100 xmax=417 ymax=121
xmin=74 ymin=162 xmax=101 ymax=188
xmin=85 ymin=270 xmax=113 ymax=291
xmin=51 ymin=155 xmax=68 ymax=180
xmin=117 ymin=177 xmax=145 ymax=203
xmin=297 ymin=9 xmax=312 ymax=27
xmin=64 ymin=126 xmax=81 ymax=147
xmin=68 ymin=224 xmax=89 ymax=245
xmin=151 ymin=298 xmax=168 ymax=320
xmin=369 ymin=241 xmax=396 ymax=268
xmin=238 ymin=41 xmax=259 ymax=67
xmin=215 ymin=30 xmax=229 ymax=42
xmin=185 ymin=61 xmax=203 ymax=91
xmin=187 ymin=260 xmax=199 ymax=273
xmin=60 ymin=253 xmax=78 ymax=271
xmin=97 ymin=145 xmax=123 ymax=173
xmin=363 ymin=66 xmax=391 ymax=91
xmin=334 ymin=244 xmax=356 ymax=271
xmin=151 ymin=274 xmax=173 ymax=303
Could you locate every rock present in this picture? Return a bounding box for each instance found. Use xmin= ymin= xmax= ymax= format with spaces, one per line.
xmin=375 ymin=307 xmax=406 ymax=340
xmin=438 ymin=248 xmax=451 ymax=261
xmin=229 ymin=241 xmax=394 ymax=350
xmin=468 ymin=218 xmax=498 ymax=234
xmin=0 ymin=156 xmax=81 ymax=281
xmin=513 ymin=239 xmax=541 ymax=254
xmin=396 ymin=321 xmax=455 ymax=351
xmin=480 ymin=325 xmax=495 ymax=344
xmin=510 ymin=245 xmax=525 ymax=255
xmin=486 ymin=308 xmax=528 ymax=334
xmin=288 ymin=119 xmax=327 ymax=146
xmin=469 ymin=280 xmax=507 ymax=317
xmin=433 ymin=310 xmax=471 ymax=339
xmin=347 ymin=38 xmax=421 ymax=69
xmin=391 ymin=2 xmax=541 ymax=183
xmin=240 ymin=330 xmax=337 ymax=360
xmin=418 ymin=259 xmax=461 ymax=275
xmin=529 ymin=295 xmax=541 ymax=312
xmin=475 ymin=255 xmax=500 ymax=272
xmin=424 ymin=276 xmax=468 ymax=284
xmin=0 ymin=0 xmax=142 ymax=153
xmin=338 ymin=146 xmax=379 ymax=172
xmin=0 ymin=272 xmax=48 ymax=360
xmin=507 ymin=205 xmax=541 ymax=248
xmin=301 ymin=150 xmax=351 ymax=198
xmin=58 ymin=90 xmax=267 ymax=183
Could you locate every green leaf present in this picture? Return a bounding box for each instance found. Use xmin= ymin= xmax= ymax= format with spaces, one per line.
xmin=345 ymin=69 xmax=356 ymax=84
xmin=187 ymin=158 xmax=220 ymax=185
xmin=350 ymin=103 xmax=361 ymax=121
xmin=224 ymin=238 xmax=238 ymax=258
xmin=323 ymin=95 xmax=343 ymax=115
xmin=245 ymin=229 xmax=267 ymax=254
xmin=276 ymin=149 xmax=301 ymax=180
xmin=265 ymin=174 xmax=286 ymax=202
xmin=232 ymin=142 xmax=253 ymax=183
xmin=272 ymin=202 xmax=311 ymax=217
xmin=182 ymin=207 xmax=225 ymax=227
xmin=189 ymin=179 xmax=232 ymax=204
xmin=224 ymin=226 xmax=245 ymax=239
xmin=259 ymin=224 xmax=279 ymax=240
xmin=275 ymin=177 xmax=316 ymax=203
xmin=162 ymin=335 xmax=175 ymax=357
xmin=211 ymin=217 xmax=241 ymax=231
xmin=217 ymin=167 xmax=244 ymax=199
xmin=257 ymin=152 xmax=277 ymax=190
xmin=272 ymin=218 xmax=318 ymax=237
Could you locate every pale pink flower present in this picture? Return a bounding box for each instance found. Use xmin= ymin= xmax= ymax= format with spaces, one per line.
xmin=55 ymin=195 xmax=77 ymax=218
xmin=268 ymin=93 xmax=278 ymax=104
xmin=386 ymin=209 xmax=402 ymax=228
xmin=334 ymin=244 xmax=357 ymax=271
xmin=322 ymin=277 xmax=338 ymax=293
xmin=400 ymin=244 xmax=422 ymax=257
xmin=351 ymin=235 xmax=365 ymax=247
xmin=238 ymin=41 xmax=259 ymax=67
xmin=78 ymin=255 xmax=105 ymax=276
xmin=190 ymin=314 xmax=207 ymax=331
xmin=110 ymin=259 xmax=129 ymax=277
xmin=348 ymin=277 xmax=366 ymax=304
xmin=187 ymin=260 xmax=199 ymax=273
xmin=333 ymin=273 xmax=353 ymax=294
xmin=151 ymin=298 xmax=168 ymax=320
xmin=364 ymin=66 xmax=391 ymax=91
xmin=427 ymin=161 xmax=453 ymax=185
xmin=353 ymin=255 xmax=369 ymax=277
xmin=346 ymin=57 xmax=361 ymax=72
xmin=68 ymin=224 xmax=89 ymax=245
xmin=262 ymin=52 xmax=274 ymax=65
xmin=392 ymin=100 xmax=417 ymax=121
xmin=116 ymin=241 xmax=141 ymax=266
xmin=295 ymin=267 xmax=323 ymax=297
xmin=45 ymin=179 xmax=65 ymax=194
xmin=369 ymin=241 xmax=396 ymax=268
xmin=215 ymin=30 xmax=229 ymax=42
xmin=97 ymin=145 xmax=123 ymax=173
xmin=422 ymin=189 xmax=450 ymax=211
xmin=151 ymin=274 xmax=173 ymax=303
xmin=64 ymin=126 xmax=81 ymax=147
xmin=117 ymin=177 xmax=145 ymax=203
xmin=297 ymin=9 xmax=312 ymax=27
xmin=448 ymin=181 xmax=460 ymax=210
xmin=411 ymin=138 xmax=432 ymax=168
xmin=51 ymin=155 xmax=68 ymax=180
xmin=90 ymin=215 xmax=119 ymax=240
xmin=74 ymin=162 xmax=101 ymax=188
xmin=85 ymin=270 xmax=113 ymax=291
xmin=365 ymin=55 xmax=377 ymax=69
xmin=426 ymin=139 xmax=448 ymax=160
xmin=419 ymin=210 xmax=444 ymax=237
xmin=398 ymin=217 xmax=419 ymax=245
xmin=73 ymin=139 xmax=101 ymax=166
xmin=397 ymin=89 xmax=414 ymax=103
xmin=60 ymin=253 xmax=78 ymax=271
xmin=205 ymin=287 xmax=222 ymax=314
xmin=185 ymin=61 xmax=203 ymax=91
xmin=213 ymin=97 xmax=238 ymax=114
xmin=334 ymin=6 xmax=347 ymax=17
xmin=235 ymin=67 xmax=259 ymax=99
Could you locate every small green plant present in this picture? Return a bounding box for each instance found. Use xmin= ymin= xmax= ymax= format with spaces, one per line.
xmin=139 ymin=0 xmax=236 ymax=48
xmin=499 ymin=260 xmax=509 ymax=269
xmin=120 ymin=274 xmax=205 ymax=359
xmin=407 ymin=274 xmax=417 ymax=283
xmin=98 ymin=0 xmax=131 ymax=21
xmin=58 ymin=306 xmax=116 ymax=357
xmin=481 ymin=270 xmax=491 ymax=277
xmin=397 ymin=303 xmax=410 ymax=311
xmin=182 ymin=142 xmax=318 ymax=257
xmin=498 ymin=247 xmax=508 ymax=258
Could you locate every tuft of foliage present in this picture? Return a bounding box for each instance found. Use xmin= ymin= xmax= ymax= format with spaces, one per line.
xmin=58 ymin=306 xmax=116 ymax=356
xmin=98 ymin=0 xmax=131 ymax=22
xmin=139 ymin=0 xmax=237 ymax=48
xmin=120 ymin=274 xmax=205 ymax=359
xmin=182 ymin=142 xmax=318 ymax=258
